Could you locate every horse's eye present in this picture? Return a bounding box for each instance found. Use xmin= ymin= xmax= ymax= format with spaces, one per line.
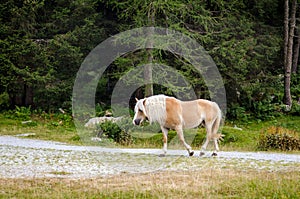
xmin=138 ymin=109 xmax=143 ymax=113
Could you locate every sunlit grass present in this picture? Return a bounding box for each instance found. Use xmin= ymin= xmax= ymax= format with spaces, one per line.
xmin=1 ymin=169 xmax=299 ymax=198
xmin=0 ymin=114 xmax=79 ymax=145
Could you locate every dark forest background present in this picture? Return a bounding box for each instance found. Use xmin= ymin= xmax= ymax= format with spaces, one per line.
xmin=0 ymin=0 xmax=299 ymax=120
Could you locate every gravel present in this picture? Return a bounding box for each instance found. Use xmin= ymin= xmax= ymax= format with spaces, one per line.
xmin=0 ymin=135 xmax=299 ymax=179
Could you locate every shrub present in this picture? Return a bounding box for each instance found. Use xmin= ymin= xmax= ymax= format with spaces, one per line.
xmin=54 ymin=113 xmax=74 ymax=127
xmin=289 ymin=101 xmax=300 ymax=116
xmin=14 ymin=106 xmax=32 ymax=120
xmin=96 ymin=121 xmax=132 ymax=145
xmin=221 ymin=130 xmax=239 ymax=143
xmin=227 ymin=103 xmax=250 ymax=121
xmin=95 ymin=103 xmax=106 ymax=117
xmin=258 ymin=126 xmax=300 ymax=151
xmin=0 ymin=92 xmax=9 ymax=110
xmin=191 ymin=132 xmax=206 ymax=147
xmin=252 ymin=99 xmax=280 ymax=120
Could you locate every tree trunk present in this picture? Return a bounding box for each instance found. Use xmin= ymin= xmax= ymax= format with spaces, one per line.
xmin=24 ymin=84 xmax=33 ymax=106
xmin=144 ymin=60 xmax=153 ymax=97
xmin=144 ymin=10 xmax=155 ymax=97
xmin=284 ymin=0 xmax=297 ymax=108
xmin=284 ymin=0 xmax=289 ymax=68
xmin=292 ymin=25 xmax=300 ymax=74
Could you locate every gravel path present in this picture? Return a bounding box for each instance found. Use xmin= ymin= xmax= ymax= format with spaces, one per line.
xmin=0 ymin=135 xmax=299 ymax=179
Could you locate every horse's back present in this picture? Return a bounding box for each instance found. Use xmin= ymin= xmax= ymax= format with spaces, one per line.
xmin=164 ymin=96 xmax=202 ymax=129
xmin=196 ymin=99 xmax=221 ymax=120
xmin=181 ymin=99 xmax=220 ymax=129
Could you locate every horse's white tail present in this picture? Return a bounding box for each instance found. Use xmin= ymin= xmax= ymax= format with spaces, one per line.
xmin=212 ymin=105 xmax=224 ymax=141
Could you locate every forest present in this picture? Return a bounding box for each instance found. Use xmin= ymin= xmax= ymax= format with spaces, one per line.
xmin=0 ymin=0 xmax=300 ymax=120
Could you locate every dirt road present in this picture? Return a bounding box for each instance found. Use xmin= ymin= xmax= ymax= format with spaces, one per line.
xmin=1 ymin=135 xmax=299 ymax=178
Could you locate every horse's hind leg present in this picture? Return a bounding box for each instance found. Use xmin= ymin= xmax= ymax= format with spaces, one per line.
xmin=200 ymin=123 xmax=212 ymax=156
xmin=211 ymin=115 xmax=221 ymax=156
xmin=175 ymin=126 xmax=194 ymax=156
xmin=212 ymin=138 xmax=219 ymax=156
xmin=160 ymin=127 xmax=168 ymax=157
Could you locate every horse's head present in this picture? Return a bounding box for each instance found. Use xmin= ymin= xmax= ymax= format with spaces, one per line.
xmin=133 ymin=98 xmax=148 ymax=125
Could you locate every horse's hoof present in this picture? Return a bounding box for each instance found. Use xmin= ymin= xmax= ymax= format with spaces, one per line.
xmin=158 ymin=154 xmax=166 ymax=157
xmin=211 ymin=152 xmax=218 ymax=157
xmin=189 ymin=151 xmax=194 ymax=156
xmin=199 ymin=152 xmax=205 ymax=156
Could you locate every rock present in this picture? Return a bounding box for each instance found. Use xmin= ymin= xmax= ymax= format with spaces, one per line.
xmin=91 ymin=137 xmax=102 ymax=142
xmin=233 ymin=125 xmax=242 ymax=131
xmin=15 ymin=133 xmax=36 ymax=137
xmin=84 ymin=116 xmax=123 ymax=128
xmin=21 ymin=120 xmax=32 ymax=124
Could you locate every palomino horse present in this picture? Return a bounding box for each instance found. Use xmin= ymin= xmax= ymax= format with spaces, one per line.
xmin=133 ymin=94 xmax=223 ymax=157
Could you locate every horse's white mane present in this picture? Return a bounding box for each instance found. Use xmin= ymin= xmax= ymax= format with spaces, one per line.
xmin=144 ymin=95 xmax=167 ymax=125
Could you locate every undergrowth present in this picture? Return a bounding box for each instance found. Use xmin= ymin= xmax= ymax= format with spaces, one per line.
xmin=258 ymin=126 xmax=300 ymax=151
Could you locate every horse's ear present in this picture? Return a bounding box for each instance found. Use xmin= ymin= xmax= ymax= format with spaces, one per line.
xmin=142 ymin=99 xmax=148 ymax=117
xmin=135 ymin=98 xmax=138 ymax=102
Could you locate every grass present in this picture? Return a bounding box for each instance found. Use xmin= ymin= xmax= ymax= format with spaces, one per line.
xmin=0 ymin=114 xmax=79 ymax=145
xmin=131 ymin=115 xmax=300 ymax=152
xmin=0 ymin=112 xmax=299 ymax=152
xmin=0 ymin=169 xmax=299 ymax=198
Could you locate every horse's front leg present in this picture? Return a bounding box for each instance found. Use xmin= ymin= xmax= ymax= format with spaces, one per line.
xmin=160 ymin=126 xmax=168 ymax=157
xmin=200 ymin=123 xmax=218 ymax=157
xmin=175 ymin=126 xmax=194 ymax=156
xmin=200 ymin=136 xmax=218 ymax=157
xmin=200 ymin=138 xmax=211 ymax=156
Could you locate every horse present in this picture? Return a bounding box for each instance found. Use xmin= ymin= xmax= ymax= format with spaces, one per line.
xmin=132 ymin=94 xmax=223 ymax=157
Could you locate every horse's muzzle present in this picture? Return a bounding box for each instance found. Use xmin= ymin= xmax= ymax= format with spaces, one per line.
xmin=133 ymin=119 xmax=141 ymax=125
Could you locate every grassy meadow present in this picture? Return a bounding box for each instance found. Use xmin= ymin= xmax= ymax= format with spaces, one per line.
xmin=0 ymin=112 xmax=299 ymax=151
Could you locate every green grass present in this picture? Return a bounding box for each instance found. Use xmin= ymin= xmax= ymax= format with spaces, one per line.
xmin=0 ymin=113 xmax=299 ymax=152
xmin=0 ymin=114 xmax=79 ymax=145
xmin=131 ymin=115 xmax=300 ymax=152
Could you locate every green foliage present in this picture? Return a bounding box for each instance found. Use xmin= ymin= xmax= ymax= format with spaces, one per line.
xmin=54 ymin=113 xmax=74 ymax=127
xmin=291 ymin=73 xmax=300 ymax=102
xmin=97 ymin=121 xmax=133 ymax=145
xmin=14 ymin=106 xmax=32 ymax=120
xmin=191 ymin=132 xmax=206 ymax=147
xmin=95 ymin=103 xmax=110 ymax=117
xmin=258 ymin=126 xmax=300 ymax=151
xmin=0 ymin=0 xmax=111 ymax=111
xmin=105 ymin=0 xmax=287 ymax=121
xmin=0 ymin=0 xmax=298 ymax=121
xmin=290 ymin=102 xmax=300 ymax=116
xmin=251 ymin=99 xmax=280 ymax=120
xmin=0 ymin=92 xmax=9 ymax=109
xmin=221 ymin=130 xmax=239 ymax=144
xmin=227 ymin=103 xmax=249 ymax=121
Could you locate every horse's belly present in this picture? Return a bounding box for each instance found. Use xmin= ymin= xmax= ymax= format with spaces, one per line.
xmin=183 ymin=120 xmax=202 ymax=129
xmin=181 ymin=104 xmax=203 ymax=129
